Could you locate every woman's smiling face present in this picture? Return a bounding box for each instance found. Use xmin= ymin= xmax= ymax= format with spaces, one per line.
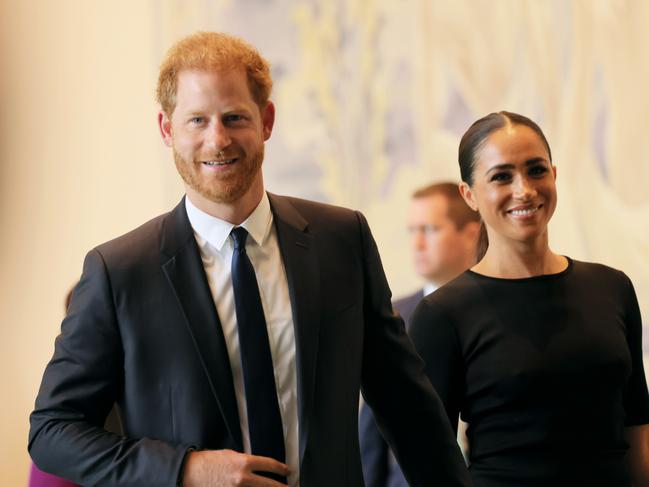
xmin=460 ymin=124 xmax=557 ymax=248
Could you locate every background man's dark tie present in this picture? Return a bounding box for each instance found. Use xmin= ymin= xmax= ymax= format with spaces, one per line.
xmin=230 ymin=227 xmax=287 ymax=484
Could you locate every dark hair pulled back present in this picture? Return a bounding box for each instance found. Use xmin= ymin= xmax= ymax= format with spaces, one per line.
xmin=458 ymin=111 xmax=552 ymax=260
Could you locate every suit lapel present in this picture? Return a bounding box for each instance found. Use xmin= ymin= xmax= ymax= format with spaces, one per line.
xmin=268 ymin=193 xmax=321 ymax=464
xmin=160 ymin=198 xmax=243 ymax=451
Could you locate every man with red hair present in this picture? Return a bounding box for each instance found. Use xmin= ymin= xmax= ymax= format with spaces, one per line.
xmin=30 ymin=32 xmax=469 ymax=487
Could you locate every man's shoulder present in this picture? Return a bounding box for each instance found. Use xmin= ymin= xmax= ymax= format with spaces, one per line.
xmin=95 ymin=212 xmax=167 ymax=254
xmin=269 ymin=193 xmax=367 ymax=240
xmin=92 ymin=201 xmax=185 ymax=266
xmin=270 ymin=193 xmax=358 ymax=222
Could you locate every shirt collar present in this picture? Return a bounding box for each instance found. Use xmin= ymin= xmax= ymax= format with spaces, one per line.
xmin=423 ymin=282 xmax=438 ymax=297
xmin=185 ymin=193 xmax=273 ymax=251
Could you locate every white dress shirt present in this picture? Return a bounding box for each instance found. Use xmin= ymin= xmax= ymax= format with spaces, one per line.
xmin=185 ymin=194 xmax=300 ymax=486
xmin=423 ymin=282 xmax=438 ymax=297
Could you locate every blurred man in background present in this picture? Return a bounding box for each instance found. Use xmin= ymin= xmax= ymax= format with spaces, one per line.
xmin=360 ymin=182 xmax=480 ymax=487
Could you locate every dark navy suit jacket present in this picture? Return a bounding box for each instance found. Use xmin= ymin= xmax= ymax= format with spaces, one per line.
xmin=360 ymin=290 xmax=424 ymax=487
xmin=29 ymin=196 xmax=469 ymax=487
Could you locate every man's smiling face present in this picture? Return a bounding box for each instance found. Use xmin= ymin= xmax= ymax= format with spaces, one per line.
xmin=159 ymin=67 xmax=274 ymax=207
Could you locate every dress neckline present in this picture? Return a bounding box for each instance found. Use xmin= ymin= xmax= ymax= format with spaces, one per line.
xmin=466 ymin=256 xmax=573 ymax=282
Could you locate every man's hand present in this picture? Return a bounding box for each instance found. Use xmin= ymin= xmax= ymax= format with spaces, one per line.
xmin=182 ymin=449 xmax=290 ymax=486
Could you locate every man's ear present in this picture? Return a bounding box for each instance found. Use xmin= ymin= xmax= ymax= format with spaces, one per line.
xmin=459 ymin=182 xmax=478 ymax=212
xmin=552 ymin=164 xmax=557 ymax=180
xmin=261 ymin=101 xmax=275 ymax=141
xmin=158 ymin=111 xmax=173 ymax=147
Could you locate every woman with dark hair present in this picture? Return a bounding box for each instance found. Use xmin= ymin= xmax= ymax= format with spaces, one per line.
xmin=409 ymin=111 xmax=649 ymax=486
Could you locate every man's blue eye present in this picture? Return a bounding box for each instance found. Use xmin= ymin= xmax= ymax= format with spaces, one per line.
xmin=224 ymin=114 xmax=244 ymax=123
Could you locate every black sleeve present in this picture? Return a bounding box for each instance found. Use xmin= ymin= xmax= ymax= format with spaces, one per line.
xmin=28 ymin=249 xmax=190 ymax=486
xmin=356 ymin=211 xmax=471 ymax=487
xmin=621 ymin=274 xmax=649 ymax=426
xmin=409 ymin=298 xmax=465 ymax=433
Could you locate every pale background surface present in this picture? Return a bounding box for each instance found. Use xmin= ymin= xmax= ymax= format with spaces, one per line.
xmin=2 ymin=0 xmax=648 ymax=483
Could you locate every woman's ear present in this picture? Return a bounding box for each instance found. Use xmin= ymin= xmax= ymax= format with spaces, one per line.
xmin=459 ymin=181 xmax=478 ymax=212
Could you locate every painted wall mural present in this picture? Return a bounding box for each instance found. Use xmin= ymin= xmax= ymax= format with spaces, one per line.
xmin=154 ymin=0 xmax=649 ymax=349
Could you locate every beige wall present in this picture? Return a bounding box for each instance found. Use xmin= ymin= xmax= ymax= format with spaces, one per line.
xmin=0 ymin=1 xmax=181 ymax=483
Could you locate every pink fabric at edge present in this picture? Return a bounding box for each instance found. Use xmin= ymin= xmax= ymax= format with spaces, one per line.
xmin=28 ymin=463 xmax=80 ymax=487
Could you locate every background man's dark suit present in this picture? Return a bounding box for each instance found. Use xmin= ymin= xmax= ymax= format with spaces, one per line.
xmin=29 ymin=194 xmax=469 ymax=486
xmin=359 ymin=181 xmax=479 ymax=487
xmin=359 ymin=290 xmax=424 ymax=487
xmin=391 ymin=292 xmax=424 ymax=330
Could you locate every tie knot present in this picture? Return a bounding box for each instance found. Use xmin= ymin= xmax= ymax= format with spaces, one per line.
xmin=231 ymin=226 xmax=249 ymax=251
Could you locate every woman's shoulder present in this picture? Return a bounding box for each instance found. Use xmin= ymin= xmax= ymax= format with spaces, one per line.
xmin=410 ymin=274 xmax=477 ymax=344
xmin=418 ymin=271 xmax=484 ymax=315
xmin=568 ymin=258 xmax=631 ymax=286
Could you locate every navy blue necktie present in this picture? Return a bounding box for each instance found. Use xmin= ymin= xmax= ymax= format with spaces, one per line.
xmin=230 ymin=227 xmax=287 ymax=484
